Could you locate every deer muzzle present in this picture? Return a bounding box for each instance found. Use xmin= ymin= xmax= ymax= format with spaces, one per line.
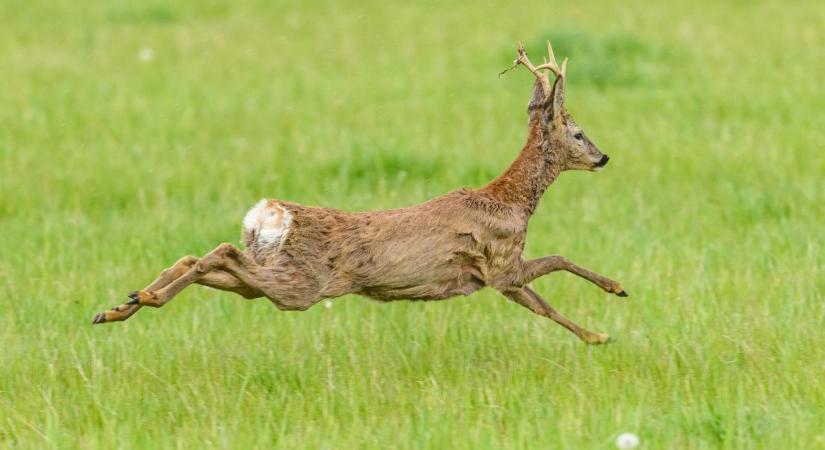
xmin=594 ymin=154 xmax=610 ymax=169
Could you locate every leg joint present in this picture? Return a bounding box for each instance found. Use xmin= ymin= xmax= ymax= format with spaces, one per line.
xmin=177 ymin=255 xmax=199 ymax=266
xmin=216 ymin=243 xmax=238 ymax=257
xmin=544 ymin=255 xmax=569 ymax=266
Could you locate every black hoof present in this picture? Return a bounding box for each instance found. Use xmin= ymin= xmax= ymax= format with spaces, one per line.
xmin=92 ymin=313 xmax=106 ymax=324
xmin=127 ymin=291 xmax=140 ymax=304
xmin=617 ymin=290 xmax=628 ymax=297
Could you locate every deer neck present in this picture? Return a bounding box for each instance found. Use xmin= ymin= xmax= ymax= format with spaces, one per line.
xmin=483 ymin=122 xmax=562 ymax=215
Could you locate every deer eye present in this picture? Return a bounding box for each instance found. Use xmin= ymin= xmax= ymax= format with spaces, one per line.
xmin=574 ymin=132 xmax=584 ymax=141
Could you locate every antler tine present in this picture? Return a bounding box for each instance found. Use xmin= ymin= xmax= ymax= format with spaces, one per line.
xmin=500 ymin=42 xmax=543 ymax=79
xmin=498 ymin=43 xmax=552 ymax=94
xmin=516 ymin=43 xmax=541 ymax=76
xmin=546 ymin=41 xmax=557 ymax=66
xmin=533 ymin=40 xmax=566 ymax=78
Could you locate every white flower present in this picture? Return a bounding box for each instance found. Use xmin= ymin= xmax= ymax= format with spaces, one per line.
xmin=324 ymin=300 xmax=333 ymax=309
xmin=138 ymin=47 xmax=155 ymax=63
xmin=615 ymin=432 xmax=639 ymax=449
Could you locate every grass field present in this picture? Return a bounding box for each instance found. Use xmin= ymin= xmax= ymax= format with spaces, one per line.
xmin=2 ymin=0 xmax=824 ymax=448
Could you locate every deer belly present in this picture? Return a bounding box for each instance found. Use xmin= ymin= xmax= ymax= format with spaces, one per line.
xmin=359 ymin=270 xmax=486 ymax=301
xmin=242 ymin=199 xmax=292 ymax=253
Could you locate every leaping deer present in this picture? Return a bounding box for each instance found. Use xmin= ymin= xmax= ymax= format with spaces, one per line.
xmin=93 ymin=42 xmax=627 ymax=344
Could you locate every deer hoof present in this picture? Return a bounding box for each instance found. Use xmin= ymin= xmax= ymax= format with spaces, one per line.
xmin=616 ymin=290 xmax=628 ymax=297
xmin=128 ymin=290 xmax=158 ymax=306
xmin=583 ymin=332 xmax=611 ymax=345
xmin=92 ymin=312 xmax=107 ymax=324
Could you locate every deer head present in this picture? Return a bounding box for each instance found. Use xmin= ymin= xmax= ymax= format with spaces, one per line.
xmin=504 ymin=42 xmax=609 ymax=172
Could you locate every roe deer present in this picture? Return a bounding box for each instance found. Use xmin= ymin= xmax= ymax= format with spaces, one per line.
xmin=93 ymin=42 xmax=627 ymax=344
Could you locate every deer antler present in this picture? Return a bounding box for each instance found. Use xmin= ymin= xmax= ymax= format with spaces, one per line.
xmin=499 ymin=41 xmax=568 ymax=94
xmin=535 ymin=41 xmax=568 ymax=79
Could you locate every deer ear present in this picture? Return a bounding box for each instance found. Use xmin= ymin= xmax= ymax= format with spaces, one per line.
xmin=544 ymin=74 xmax=565 ymax=125
xmin=528 ymin=78 xmax=548 ymax=107
xmin=527 ymin=78 xmax=548 ymax=122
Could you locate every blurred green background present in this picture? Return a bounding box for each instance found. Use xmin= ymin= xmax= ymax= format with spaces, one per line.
xmin=1 ymin=0 xmax=824 ymax=448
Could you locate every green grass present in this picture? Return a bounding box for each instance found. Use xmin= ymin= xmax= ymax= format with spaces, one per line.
xmin=2 ymin=0 xmax=824 ymax=448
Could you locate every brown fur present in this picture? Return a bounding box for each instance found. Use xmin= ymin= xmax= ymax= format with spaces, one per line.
xmin=93 ymin=43 xmax=627 ymax=344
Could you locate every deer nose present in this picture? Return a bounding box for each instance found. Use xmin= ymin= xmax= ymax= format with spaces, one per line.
xmin=596 ymin=154 xmax=610 ymax=167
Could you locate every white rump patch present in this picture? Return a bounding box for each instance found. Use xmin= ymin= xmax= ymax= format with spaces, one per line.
xmin=243 ymin=199 xmax=292 ymax=249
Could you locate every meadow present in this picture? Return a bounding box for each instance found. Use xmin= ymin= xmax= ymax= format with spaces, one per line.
xmin=1 ymin=0 xmax=824 ymax=448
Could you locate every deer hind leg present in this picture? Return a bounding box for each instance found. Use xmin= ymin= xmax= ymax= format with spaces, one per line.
xmin=197 ymin=270 xmax=262 ymax=299
xmin=149 ymin=246 xmax=321 ymax=312
xmin=92 ymin=245 xmax=262 ymax=324
xmin=92 ymin=255 xmax=198 ymax=324
xmin=211 ymin=251 xmax=322 ymax=311
xmin=131 ymin=243 xmax=253 ymax=307
xmin=519 ymin=256 xmax=627 ymax=297
xmin=500 ymin=287 xmax=610 ymax=345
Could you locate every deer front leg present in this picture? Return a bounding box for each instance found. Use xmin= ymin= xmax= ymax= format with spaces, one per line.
xmin=519 ymin=256 xmax=627 ymax=297
xmin=501 ymin=287 xmax=610 ymax=345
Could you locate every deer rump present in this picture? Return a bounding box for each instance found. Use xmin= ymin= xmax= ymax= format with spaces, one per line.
xmin=244 ymin=192 xmax=526 ymax=302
